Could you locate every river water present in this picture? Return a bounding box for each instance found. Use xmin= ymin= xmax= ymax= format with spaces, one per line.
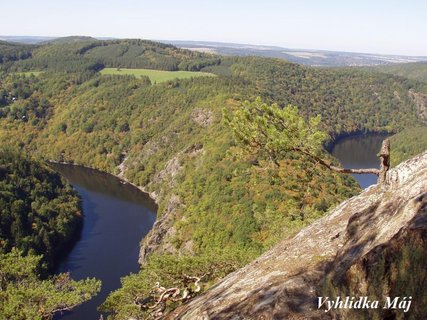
xmin=51 ymin=164 xmax=156 ymax=320
xmin=48 ymin=134 xmax=384 ymax=319
xmin=330 ymin=133 xmax=390 ymax=189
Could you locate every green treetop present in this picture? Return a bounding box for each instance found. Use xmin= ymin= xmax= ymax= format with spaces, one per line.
xmin=224 ymin=97 xmax=328 ymax=163
xmin=224 ymin=98 xmax=388 ymax=180
xmin=0 ymin=249 xmax=101 ymax=320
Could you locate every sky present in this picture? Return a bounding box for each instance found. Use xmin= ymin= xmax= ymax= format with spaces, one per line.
xmin=1 ymin=0 xmax=426 ymax=56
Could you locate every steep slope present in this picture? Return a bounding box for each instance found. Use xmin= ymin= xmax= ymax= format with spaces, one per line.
xmin=1 ymin=42 xmax=427 ymax=317
xmin=391 ymin=126 xmax=427 ymax=165
xmin=0 ymin=149 xmax=81 ymax=270
xmin=170 ymin=151 xmax=427 ymax=320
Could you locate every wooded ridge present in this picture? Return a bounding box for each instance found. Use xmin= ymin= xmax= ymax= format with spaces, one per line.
xmin=0 ymin=38 xmax=426 ymax=318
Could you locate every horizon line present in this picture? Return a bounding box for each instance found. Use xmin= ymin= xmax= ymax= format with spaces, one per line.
xmin=1 ymin=34 xmax=427 ymax=58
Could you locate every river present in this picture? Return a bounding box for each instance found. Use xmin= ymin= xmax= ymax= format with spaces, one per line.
xmin=330 ymin=133 xmax=390 ymax=189
xmin=51 ymin=164 xmax=157 ymax=320
xmin=48 ymin=134 xmax=384 ymax=319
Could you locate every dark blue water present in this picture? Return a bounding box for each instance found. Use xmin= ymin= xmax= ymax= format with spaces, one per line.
xmin=331 ymin=134 xmax=389 ymax=189
xmin=51 ymin=164 xmax=156 ymax=320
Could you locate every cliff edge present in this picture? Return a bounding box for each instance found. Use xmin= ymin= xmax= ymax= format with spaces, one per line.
xmin=168 ymin=151 xmax=427 ymax=320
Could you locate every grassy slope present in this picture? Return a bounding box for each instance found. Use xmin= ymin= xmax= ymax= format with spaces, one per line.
xmin=13 ymin=71 xmax=43 ymax=77
xmin=100 ymin=67 xmax=215 ymax=83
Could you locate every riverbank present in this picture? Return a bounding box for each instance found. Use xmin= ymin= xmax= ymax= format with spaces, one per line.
xmin=48 ymin=160 xmax=158 ymax=212
xmin=50 ymin=163 xmax=157 ymax=320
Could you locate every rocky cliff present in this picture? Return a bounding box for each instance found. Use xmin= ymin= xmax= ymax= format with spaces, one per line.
xmin=167 ymin=151 xmax=427 ymax=320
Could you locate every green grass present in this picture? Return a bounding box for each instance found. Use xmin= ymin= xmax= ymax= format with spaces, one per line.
xmin=14 ymin=71 xmax=43 ymax=77
xmin=100 ymin=68 xmax=216 ymax=83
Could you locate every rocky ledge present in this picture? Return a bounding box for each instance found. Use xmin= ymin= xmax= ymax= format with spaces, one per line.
xmin=167 ymin=151 xmax=427 ymax=320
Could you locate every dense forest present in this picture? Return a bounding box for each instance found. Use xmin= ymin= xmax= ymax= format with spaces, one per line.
xmin=0 ymin=249 xmax=100 ymax=320
xmin=0 ymin=40 xmax=33 ymax=64
xmin=0 ymin=149 xmax=81 ymax=270
xmin=0 ymin=149 xmax=100 ymax=319
xmin=0 ymin=38 xmax=220 ymax=72
xmin=390 ymin=126 xmax=427 ymax=166
xmin=1 ymin=38 xmax=426 ymax=318
xmin=372 ymin=61 xmax=427 ymax=84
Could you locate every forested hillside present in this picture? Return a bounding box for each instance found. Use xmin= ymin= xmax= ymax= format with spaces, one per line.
xmin=229 ymin=58 xmax=426 ymax=138
xmin=0 ymin=40 xmax=33 ymax=64
xmin=0 ymin=149 xmax=100 ymax=319
xmin=1 ymin=38 xmax=427 ymax=318
xmin=0 ymin=249 xmax=100 ymax=320
xmin=1 ymin=38 xmax=220 ymax=72
xmin=0 ymin=149 xmax=81 ymax=270
xmin=390 ymin=126 xmax=427 ymax=166
xmin=373 ymin=61 xmax=427 ymax=83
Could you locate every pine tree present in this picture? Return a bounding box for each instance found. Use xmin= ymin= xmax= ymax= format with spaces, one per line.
xmin=224 ymin=98 xmax=390 ymax=182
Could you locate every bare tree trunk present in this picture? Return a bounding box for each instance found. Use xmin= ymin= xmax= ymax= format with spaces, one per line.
xmin=378 ymin=139 xmax=390 ymax=184
xmin=328 ymin=138 xmax=390 ymax=184
xmin=301 ymin=138 xmax=391 ymax=184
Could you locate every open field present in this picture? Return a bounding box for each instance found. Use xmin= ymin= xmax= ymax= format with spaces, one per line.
xmin=100 ymin=68 xmax=215 ymax=83
xmin=14 ymin=71 xmax=43 ymax=77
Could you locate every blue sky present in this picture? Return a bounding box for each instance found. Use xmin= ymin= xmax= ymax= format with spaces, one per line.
xmin=2 ymin=0 xmax=426 ymax=56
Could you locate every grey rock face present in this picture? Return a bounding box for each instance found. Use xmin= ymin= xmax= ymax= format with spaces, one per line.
xmin=168 ymin=151 xmax=427 ymax=320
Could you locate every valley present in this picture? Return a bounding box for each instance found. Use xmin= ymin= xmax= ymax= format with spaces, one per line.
xmin=52 ymin=164 xmax=156 ymax=320
xmin=1 ymin=37 xmax=426 ymax=319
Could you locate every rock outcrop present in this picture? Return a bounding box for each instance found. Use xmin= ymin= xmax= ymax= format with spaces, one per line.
xmin=167 ymin=151 xmax=427 ymax=319
xmin=409 ymin=89 xmax=427 ymax=122
xmin=138 ymin=144 xmax=204 ymax=264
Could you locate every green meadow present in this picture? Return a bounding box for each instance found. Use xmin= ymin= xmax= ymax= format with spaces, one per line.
xmin=100 ymin=68 xmax=215 ymax=83
xmin=14 ymin=71 xmax=44 ymax=77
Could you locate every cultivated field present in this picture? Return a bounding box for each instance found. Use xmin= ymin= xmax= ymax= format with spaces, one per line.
xmin=100 ymin=68 xmax=215 ymax=83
